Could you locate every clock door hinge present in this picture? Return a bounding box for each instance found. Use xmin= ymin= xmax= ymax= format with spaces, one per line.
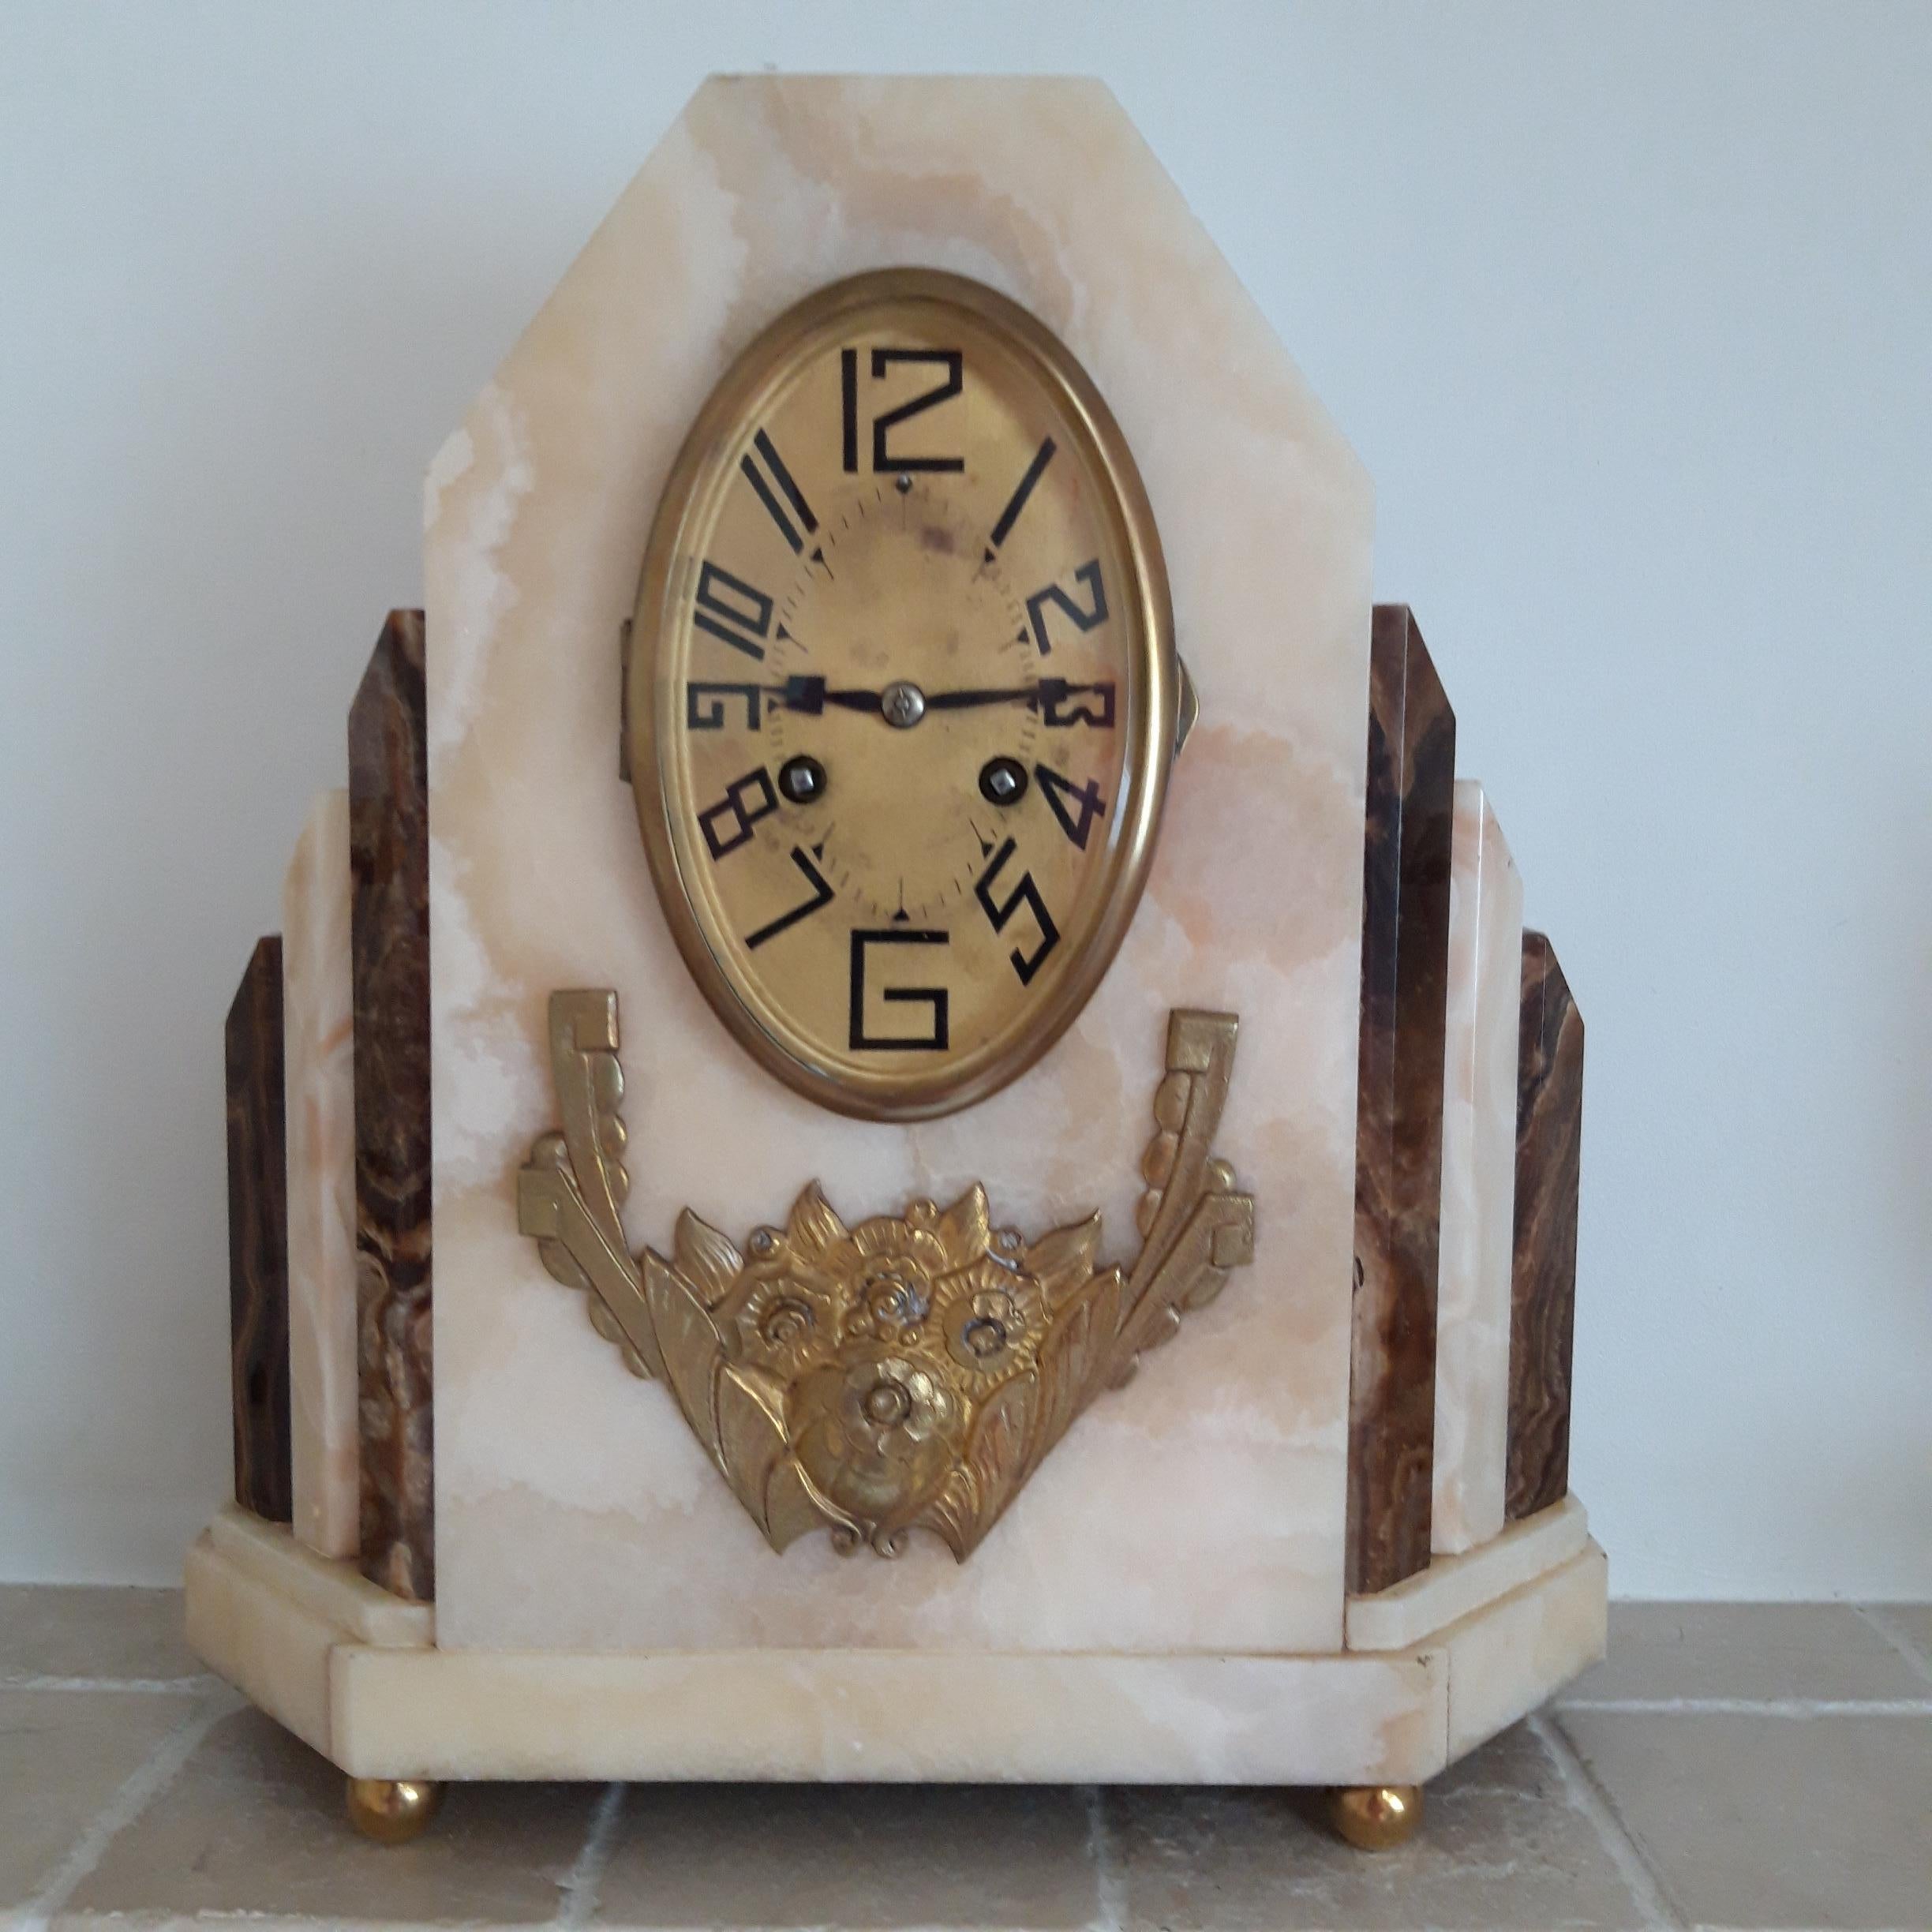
xmin=1175 ymin=652 xmax=1199 ymax=758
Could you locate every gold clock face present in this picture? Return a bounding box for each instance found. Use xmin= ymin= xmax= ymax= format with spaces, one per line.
xmin=628 ymin=270 xmax=1175 ymax=1120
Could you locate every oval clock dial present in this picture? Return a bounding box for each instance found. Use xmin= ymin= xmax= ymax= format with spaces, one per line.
xmin=628 ymin=269 xmax=1175 ymax=1120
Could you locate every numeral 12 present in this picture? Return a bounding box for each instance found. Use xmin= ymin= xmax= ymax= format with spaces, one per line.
xmin=841 ymin=347 xmax=964 ymax=473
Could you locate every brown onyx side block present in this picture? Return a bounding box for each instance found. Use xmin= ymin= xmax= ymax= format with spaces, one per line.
xmin=225 ymin=934 xmax=292 ymax=1521
xmin=1507 ymin=930 xmax=1585 ymax=1519
xmin=1347 ymin=605 xmax=1457 ymax=1593
xmin=349 ymin=610 xmax=434 ymax=1601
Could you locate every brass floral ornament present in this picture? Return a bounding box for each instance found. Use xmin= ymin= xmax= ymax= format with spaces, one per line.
xmin=518 ymin=992 xmax=1254 ymax=1559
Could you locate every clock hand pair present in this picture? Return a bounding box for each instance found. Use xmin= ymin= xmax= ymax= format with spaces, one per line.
xmin=769 ymin=678 xmax=1031 ymax=718
xmin=766 ymin=675 xmax=1113 ymax=719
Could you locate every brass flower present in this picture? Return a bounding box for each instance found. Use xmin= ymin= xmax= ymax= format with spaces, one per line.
xmin=821 ymin=1193 xmax=994 ymax=1346
xmin=849 ymin=1256 xmax=933 ymax=1342
xmin=837 ymin=1355 xmax=957 ymax=1450
xmin=792 ymin=1352 xmax=966 ymax=1538
xmin=841 ymin=1224 xmax=942 ymax=1343
xmin=733 ymin=1271 xmax=837 ymax=1376
xmin=938 ymin=1269 xmax=1042 ymax=1385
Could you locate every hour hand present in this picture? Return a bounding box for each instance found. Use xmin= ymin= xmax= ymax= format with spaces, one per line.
xmin=767 ymin=674 xmax=825 ymax=716
xmin=767 ymin=676 xmax=883 ymax=717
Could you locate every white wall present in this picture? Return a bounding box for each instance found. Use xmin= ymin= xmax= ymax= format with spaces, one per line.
xmin=2 ymin=1 xmax=1926 ymax=1599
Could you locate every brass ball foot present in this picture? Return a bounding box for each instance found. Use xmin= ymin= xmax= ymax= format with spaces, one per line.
xmin=1327 ymin=1782 xmax=1423 ymax=1850
xmin=346 ymin=1776 xmax=443 ymax=1844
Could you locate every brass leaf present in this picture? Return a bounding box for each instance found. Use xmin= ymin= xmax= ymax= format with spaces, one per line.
xmin=763 ymin=1458 xmax=858 ymax=1554
xmin=1027 ymin=1264 xmax=1125 ymax=1477
xmin=642 ymin=1251 xmax=725 ymax=1453
xmin=784 ymin=1181 xmax=849 ymax=1267
xmin=935 ymin=1184 xmax=991 ymax=1263
xmin=1024 ymin=1212 xmax=1105 ymax=1303
xmin=947 ymin=1374 xmax=1039 ymax=1556
xmin=713 ymin=1362 xmax=789 ymax=1526
xmin=673 ymin=1209 xmax=743 ymax=1309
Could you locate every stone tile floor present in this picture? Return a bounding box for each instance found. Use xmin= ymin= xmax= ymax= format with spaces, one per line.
xmin=0 ymin=1589 xmax=1926 ymax=1930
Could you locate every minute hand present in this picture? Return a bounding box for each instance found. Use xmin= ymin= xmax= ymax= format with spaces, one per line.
xmin=922 ymin=684 xmax=1041 ymax=711
xmin=925 ymin=678 xmax=1116 ymax=724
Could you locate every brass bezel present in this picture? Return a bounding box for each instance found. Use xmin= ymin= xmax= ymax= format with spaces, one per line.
xmin=627 ymin=268 xmax=1177 ymax=1121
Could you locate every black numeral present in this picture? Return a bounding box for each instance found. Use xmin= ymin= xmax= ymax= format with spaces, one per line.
xmin=974 ymin=839 xmax=1060 ymax=985
xmin=741 ymin=429 xmax=819 ymax=556
xmin=988 ymin=437 xmax=1057 ymax=554
xmin=841 ymin=347 xmax=964 ymax=474
xmin=698 ymin=766 xmax=778 ymax=859
xmin=745 ymin=845 xmax=835 ymax=949
xmin=1036 ymin=765 xmax=1107 ymax=850
xmin=686 ymin=681 xmax=763 ymax=730
xmin=693 ymin=560 xmax=772 ymax=661
xmin=1025 ymin=560 xmax=1108 ymax=656
xmin=841 ymin=348 xmax=859 ymax=473
xmin=1039 ymin=678 xmax=1116 ymax=728
xmin=850 ymin=929 xmax=950 ymax=1050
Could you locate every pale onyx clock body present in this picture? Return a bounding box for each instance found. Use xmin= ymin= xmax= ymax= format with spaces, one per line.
xmin=426 ymin=77 xmax=1364 ymax=1660
xmin=188 ymin=75 xmax=1604 ymax=1810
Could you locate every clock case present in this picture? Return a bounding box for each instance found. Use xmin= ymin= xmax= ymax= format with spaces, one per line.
xmin=191 ymin=77 xmax=1601 ymax=1843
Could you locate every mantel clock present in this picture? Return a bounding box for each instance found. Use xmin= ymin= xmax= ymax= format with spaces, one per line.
xmin=191 ymin=76 xmax=1601 ymax=1854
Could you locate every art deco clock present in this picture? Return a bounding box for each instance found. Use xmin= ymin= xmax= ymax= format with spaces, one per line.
xmin=193 ymin=76 xmax=1601 ymax=1851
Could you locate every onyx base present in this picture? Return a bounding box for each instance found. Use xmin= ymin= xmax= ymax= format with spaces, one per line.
xmin=182 ymin=1503 xmax=1604 ymax=1792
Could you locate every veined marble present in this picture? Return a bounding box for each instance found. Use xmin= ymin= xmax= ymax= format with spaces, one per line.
xmin=1431 ymin=781 xmax=1522 ymax=1553
xmin=1443 ymin=1541 xmax=1607 ymax=1758
xmin=1347 ymin=1493 xmax=1585 ymax=1651
xmin=184 ymin=1532 xmax=335 ymax=1756
xmin=1349 ymin=607 xmax=1455 ymax=1593
xmin=1508 ymin=930 xmax=1584 ymax=1519
xmin=283 ymin=790 xmax=359 ymax=1559
xmin=425 ymin=77 xmax=1374 ymax=1653
xmin=225 ymin=934 xmax=290 ymax=1522
xmin=332 ymin=1644 xmax=1444 ymax=1785
xmin=183 ymin=1500 xmax=1608 ymax=1784
xmin=208 ymin=1503 xmax=432 ymax=1648
xmin=350 ymin=614 xmax=434 ymax=1601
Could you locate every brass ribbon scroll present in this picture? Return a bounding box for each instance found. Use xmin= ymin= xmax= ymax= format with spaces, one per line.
xmin=519 ymin=994 xmax=1254 ymax=1560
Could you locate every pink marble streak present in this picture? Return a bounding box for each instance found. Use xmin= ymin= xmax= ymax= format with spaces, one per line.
xmin=283 ymin=789 xmax=359 ymax=1558
xmin=1430 ymin=781 xmax=1522 ymax=1554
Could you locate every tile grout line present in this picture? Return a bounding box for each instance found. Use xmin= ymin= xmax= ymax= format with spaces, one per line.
xmin=1530 ymin=1710 xmax=1685 ymax=1932
xmin=0 ymin=1672 xmax=223 ymax=1694
xmin=556 ymin=1780 xmax=626 ymax=1929
xmin=1561 ymin=1694 xmax=1932 ymax=1717
xmin=14 ymin=1683 xmax=242 ymax=1932
xmin=49 ymin=1919 xmax=602 ymax=1932
xmin=1081 ymin=1784 xmax=1125 ymax=1932
xmin=1852 ymin=1603 xmax=1932 ymax=1687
